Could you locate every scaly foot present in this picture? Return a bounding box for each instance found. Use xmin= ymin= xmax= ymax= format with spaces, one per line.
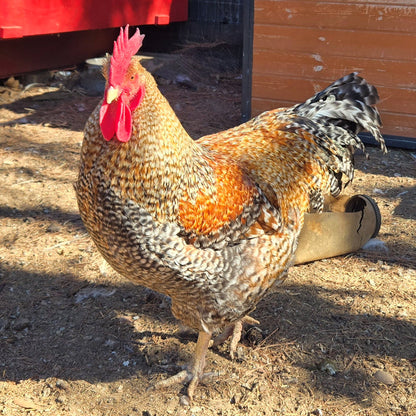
xmin=211 ymin=315 xmax=260 ymax=359
xmin=148 ymin=331 xmax=213 ymax=403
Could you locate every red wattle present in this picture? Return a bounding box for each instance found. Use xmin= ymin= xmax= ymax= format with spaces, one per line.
xmin=99 ymin=98 xmax=132 ymax=142
xmin=99 ymin=87 xmax=144 ymax=143
xmin=99 ymin=101 xmax=117 ymax=141
xmin=116 ymin=101 xmax=132 ymax=143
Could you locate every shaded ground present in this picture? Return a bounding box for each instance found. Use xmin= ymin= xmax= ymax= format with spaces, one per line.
xmin=0 ymin=48 xmax=415 ymax=415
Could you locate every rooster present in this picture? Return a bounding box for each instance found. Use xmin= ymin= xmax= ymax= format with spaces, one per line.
xmin=75 ymin=26 xmax=385 ymax=402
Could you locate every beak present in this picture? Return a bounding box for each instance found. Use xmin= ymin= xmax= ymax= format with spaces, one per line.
xmin=106 ymin=86 xmax=121 ymax=104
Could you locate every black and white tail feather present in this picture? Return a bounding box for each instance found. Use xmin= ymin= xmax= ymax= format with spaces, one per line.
xmin=295 ymin=72 xmax=384 ymax=150
xmin=285 ymin=73 xmax=385 ymax=209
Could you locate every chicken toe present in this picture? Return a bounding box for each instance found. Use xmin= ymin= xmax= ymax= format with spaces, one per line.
xmin=149 ymin=330 xmax=213 ymax=403
xmin=212 ymin=316 xmax=260 ymax=359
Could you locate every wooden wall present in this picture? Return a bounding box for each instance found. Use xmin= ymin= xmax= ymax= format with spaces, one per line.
xmin=251 ymin=0 xmax=416 ymax=139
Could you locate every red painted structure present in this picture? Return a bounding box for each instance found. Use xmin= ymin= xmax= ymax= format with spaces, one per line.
xmin=0 ymin=0 xmax=188 ymax=78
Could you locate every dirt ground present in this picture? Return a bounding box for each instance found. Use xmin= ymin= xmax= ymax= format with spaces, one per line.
xmin=0 ymin=48 xmax=415 ymax=416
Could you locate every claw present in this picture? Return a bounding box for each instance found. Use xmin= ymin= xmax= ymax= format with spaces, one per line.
xmin=148 ymin=331 xmax=213 ymax=403
xmin=211 ymin=315 xmax=260 ymax=359
xmin=242 ymin=315 xmax=260 ymax=326
xmin=148 ymin=369 xmax=191 ymax=391
xmin=148 ymin=316 xmax=261 ymax=402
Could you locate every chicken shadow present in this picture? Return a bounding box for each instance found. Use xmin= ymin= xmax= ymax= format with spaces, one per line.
xmin=0 ymin=261 xmax=415 ymax=406
xmin=380 ymin=184 xmax=416 ymax=220
xmin=352 ymin=150 xmax=416 ymax=221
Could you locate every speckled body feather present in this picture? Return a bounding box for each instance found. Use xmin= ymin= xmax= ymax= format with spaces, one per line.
xmin=76 ymin=64 xmax=384 ymax=334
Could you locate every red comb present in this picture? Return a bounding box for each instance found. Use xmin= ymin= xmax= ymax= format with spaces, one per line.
xmin=109 ymin=25 xmax=145 ymax=86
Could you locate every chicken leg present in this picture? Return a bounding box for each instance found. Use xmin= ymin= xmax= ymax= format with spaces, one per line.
xmin=150 ymin=330 xmax=213 ymax=403
xmin=211 ymin=315 xmax=260 ymax=359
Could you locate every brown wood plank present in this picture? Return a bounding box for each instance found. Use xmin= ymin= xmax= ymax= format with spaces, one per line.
xmin=250 ymin=103 xmax=416 ymax=138
xmin=255 ymin=1 xmax=416 ymax=33
xmin=251 ymin=0 xmax=416 ymax=139
xmin=252 ymin=74 xmax=314 ymax=103
xmin=253 ymin=25 xmax=416 ymax=61
xmin=377 ymin=86 xmax=416 ymax=116
xmin=252 ymin=50 xmax=416 ymax=88
xmin=252 ymin=73 xmax=416 ymax=115
xmin=251 ymin=97 xmax=416 ymax=138
xmin=379 ymin=112 xmax=416 ymax=137
xmin=251 ymin=97 xmax=297 ymax=114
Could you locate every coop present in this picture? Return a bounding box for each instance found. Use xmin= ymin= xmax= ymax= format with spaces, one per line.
xmin=243 ymin=0 xmax=416 ymax=148
xmin=0 ymin=0 xmax=188 ymax=78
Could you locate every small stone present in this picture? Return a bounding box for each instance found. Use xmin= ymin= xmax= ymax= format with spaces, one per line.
xmin=283 ymin=376 xmax=298 ymax=385
xmin=179 ymin=395 xmax=191 ymax=406
xmin=317 ymin=359 xmax=337 ymax=375
xmin=4 ymin=76 xmax=21 ymax=90
xmin=374 ymin=370 xmax=394 ymax=385
xmin=12 ymin=317 xmax=31 ymax=331
xmin=55 ymin=379 xmax=69 ymax=390
xmin=373 ymin=188 xmax=385 ymax=195
xmin=46 ymin=224 xmax=61 ymax=233
xmin=234 ymin=345 xmax=246 ymax=361
xmin=362 ymin=239 xmax=388 ymax=253
xmin=0 ymin=318 xmax=9 ymax=332
xmin=175 ymin=74 xmax=197 ymax=90
xmin=41 ymin=386 xmax=51 ymax=397
xmin=74 ymin=287 xmax=116 ymax=303
xmin=55 ymin=393 xmax=67 ymax=404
